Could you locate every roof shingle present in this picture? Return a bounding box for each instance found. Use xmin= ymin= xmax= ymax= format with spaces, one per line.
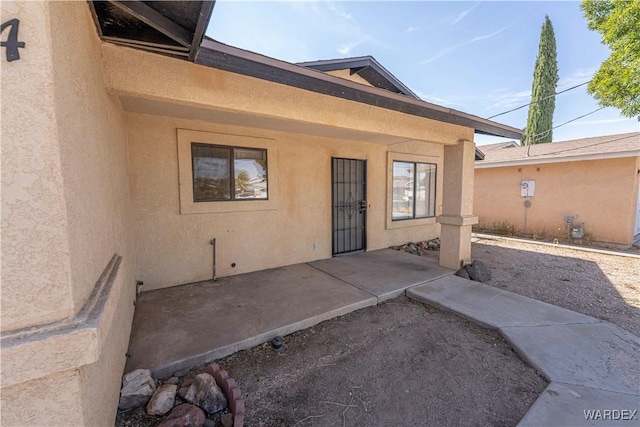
xmin=476 ymin=132 xmax=639 ymax=167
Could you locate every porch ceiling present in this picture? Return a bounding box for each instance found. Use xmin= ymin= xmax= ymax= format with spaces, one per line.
xmin=88 ymin=1 xmax=214 ymax=60
xmin=119 ymin=95 xmax=420 ymax=145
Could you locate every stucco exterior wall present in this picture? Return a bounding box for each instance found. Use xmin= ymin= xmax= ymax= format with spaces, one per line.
xmin=1 ymin=0 xmax=74 ymax=331
xmin=102 ymin=43 xmax=465 ymax=146
xmin=1 ymin=2 xmax=135 ymax=426
xmin=474 ymin=157 xmax=639 ymax=246
xmin=128 ymin=114 xmax=452 ymax=290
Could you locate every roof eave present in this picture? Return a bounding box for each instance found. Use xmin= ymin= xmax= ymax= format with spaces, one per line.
xmin=196 ymin=39 xmax=523 ymax=140
xmin=475 ymin=150 xmax=640 ymax=168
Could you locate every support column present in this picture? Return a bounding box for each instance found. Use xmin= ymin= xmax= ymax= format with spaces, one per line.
xmin=437 ymin=139 xmax=478 ymax=269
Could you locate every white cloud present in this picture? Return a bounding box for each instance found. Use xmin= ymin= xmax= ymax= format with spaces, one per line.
xmin=471 ymin=25 xmax=511 ymax=42
xmin=451 ymin=2 xmax=481 ymax=26
xmin=566 ymin=117 xmax=634 ymax=127
xmin=422 ymin=24 xmax=511 ymax=64
xmin=557 ymin=67 xmax=597 ymax=91
xmin=406 ymin=26 xmax=418 ymax=33
xmin=337 ymin=38 xmax=367 ymax=55
xmin=414 ymin=90 xmax=461 ymax=107
xmin=489 ymin=89 xmax=531 ymax=109
xmin=326 ymin=3 xmax=353 ymax=21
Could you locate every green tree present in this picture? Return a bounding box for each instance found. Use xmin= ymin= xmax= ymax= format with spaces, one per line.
xmin=524 ymin=16 xmax=559 ymax=145
xmin=581 ymin=0 xmax=640 ymax=117
xmin=235 ymin=169 xmax=250 ymax=194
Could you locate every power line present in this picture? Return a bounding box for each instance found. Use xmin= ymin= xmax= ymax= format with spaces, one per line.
xmin=487 ymin=81 xmax=591 ymax=120
xmin=526 ymin=106 xmax=606 ymax=145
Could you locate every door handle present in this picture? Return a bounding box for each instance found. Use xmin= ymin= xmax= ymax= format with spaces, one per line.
xmin=359 ymin=200 xmax=367 ymax=213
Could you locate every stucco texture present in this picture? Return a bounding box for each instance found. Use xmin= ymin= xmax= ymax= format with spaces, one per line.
xmin=1 ymin=1 xmax=135 ymax=426
xmin=128 ymin=114 xmax=455 ymax=290
xmin=474 ymin=157 xmax=640 ymax=246
xmin=1 ymin=0 xmax=75 ymax=330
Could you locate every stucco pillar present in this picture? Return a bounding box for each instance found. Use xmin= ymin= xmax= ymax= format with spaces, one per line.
xmin=437 ymin=139 xmax=478 ymax=269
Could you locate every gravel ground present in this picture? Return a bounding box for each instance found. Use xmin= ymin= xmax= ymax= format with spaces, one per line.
xmin=471 ymin=235 xmax=640 ymax=336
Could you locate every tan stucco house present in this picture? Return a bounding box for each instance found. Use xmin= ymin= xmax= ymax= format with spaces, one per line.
xmin=1 ymin=1 xmax=522 ymax=425
xmin=474 ymin=132 xmax=640 ymax=247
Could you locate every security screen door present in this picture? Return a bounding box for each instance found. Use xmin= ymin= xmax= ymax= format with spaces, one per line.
xmin=332 ymin=158 xmax=367 ymax=255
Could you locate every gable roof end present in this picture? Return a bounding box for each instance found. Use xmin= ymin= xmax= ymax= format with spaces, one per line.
xmin=297 ymin=56 xmax=419 ymax=99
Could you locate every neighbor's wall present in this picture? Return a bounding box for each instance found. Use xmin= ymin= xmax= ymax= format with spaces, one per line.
xmin=127 ymin=114 xmax=446 ymax=290
xmin=1 ymin=2 xmax=135 ymax=426
xmin=474 ymin=157 xmax=640 ymax=246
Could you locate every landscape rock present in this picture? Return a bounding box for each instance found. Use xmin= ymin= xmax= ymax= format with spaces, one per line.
xmin=147 ymin=384 xmax=177 ymax=416
xmin=204 ymin=419 xmax=218 ymax=427
xmin=184 ymin=373 xmax=228 ymax=414
xmin=165 ymin=376 xmax=180 ymax=385
xmin=221 ymin=413 xmax=234 ymax=427
xmin=178 ymin=386 xmax=189 ymax=399
xmin=119 ymin=369 xmax=156 ymax=410
xmin=465 ymin=260 xmax=492 ymax=282
xmin=455 ymin=267 xmax=471 ymax=280
xmin=158 ymin=404 xmax=205 ymax=427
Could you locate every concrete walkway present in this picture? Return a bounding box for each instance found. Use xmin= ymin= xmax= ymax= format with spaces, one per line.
xmin=125 ymin=249 xmax=450 ymax=379
xmin=408 ymin=276 xmax=640 ymax=426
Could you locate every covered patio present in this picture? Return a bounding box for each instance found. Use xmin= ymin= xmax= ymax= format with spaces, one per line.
xmin=125 ymin=249 xmax=453 ymax=378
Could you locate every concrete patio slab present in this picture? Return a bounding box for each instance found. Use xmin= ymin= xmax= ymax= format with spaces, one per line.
xmin=518 ymin=382 xmax=640 ymax=426
xmin=310 ymin=249 xmax=453 ymax=301
xmin=125 ymin=263 xmax=376 ymax=378
xmin=407 ymin=275 xmax=599 ymax=329
xmin=502 ymin=322 xmax=640 ymax=395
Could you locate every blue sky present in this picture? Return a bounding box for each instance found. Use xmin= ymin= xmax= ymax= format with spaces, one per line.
xmin=206 ymin=1 xmax=638 ymax=145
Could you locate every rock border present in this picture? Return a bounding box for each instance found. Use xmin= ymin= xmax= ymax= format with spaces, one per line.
xmin=205 ymin=363 xmax=244 ymax=427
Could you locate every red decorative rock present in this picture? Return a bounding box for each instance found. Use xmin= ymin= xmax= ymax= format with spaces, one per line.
xmin=158 ymin=403 xmax=205 ymax=427
xmin=221 ymin=413 xmax=234 ymax=427
xmin=234 ymin=412 xmax=244 ymax=427
xmin=220 ymin=378 xmax=236 ymax=397
xmin=212 ymin=369 xmax=228 ymax=386
xmin=204 ymin=363 xmax=220 ymax=377
xmin=231 ymin=397 xmax=244 ymax=416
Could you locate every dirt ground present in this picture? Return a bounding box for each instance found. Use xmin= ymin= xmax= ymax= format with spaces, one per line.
xmin=116 ymin=298 xmax=546 ymax=427
xmin=117 ymin=234 xmax=639 ymax=426
xmin=219 ymin=298 xmax=546 ymax=426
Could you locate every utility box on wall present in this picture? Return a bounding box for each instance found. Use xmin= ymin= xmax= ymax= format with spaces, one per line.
xmin=572 ymin=223 xmax=585 ymax=239
xmin=520 ymin=180 xmax=535 ymax=197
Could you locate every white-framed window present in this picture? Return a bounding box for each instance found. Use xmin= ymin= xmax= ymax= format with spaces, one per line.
xmin=392 ymin=160 xmax=436 ymax=220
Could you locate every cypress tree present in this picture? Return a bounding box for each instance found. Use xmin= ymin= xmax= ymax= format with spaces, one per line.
xmin=524 ymin=16 xmax=559 ymax=145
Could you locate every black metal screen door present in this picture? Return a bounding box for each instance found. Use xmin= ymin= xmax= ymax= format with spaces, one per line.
xmin=332 ymin=158 xmax=367 ymax=255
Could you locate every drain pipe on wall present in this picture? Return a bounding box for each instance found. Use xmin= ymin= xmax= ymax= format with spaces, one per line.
xmin=564 ymin=215 xmax=573 ymax=244
xmin=210 ymin=238 xmax=217 ymax=281
xmin=523 ymin=199 xmax=531 ymax=231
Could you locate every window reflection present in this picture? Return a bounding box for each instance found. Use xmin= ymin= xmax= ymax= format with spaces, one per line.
xmin=392 ymin=161 xmax=436 ymax=220
xmin=192 ymin=143 xmax=268 ymax=202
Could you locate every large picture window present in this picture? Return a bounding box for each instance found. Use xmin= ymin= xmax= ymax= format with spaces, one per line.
xmin=191 ymin=143 xmax=268 ymax=202
xmin=392 ymin=161 xmax=436 ymax=220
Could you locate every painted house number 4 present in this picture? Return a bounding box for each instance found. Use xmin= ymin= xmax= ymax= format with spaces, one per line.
xmin=1 ymin=19 xmax=25 ymax=62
